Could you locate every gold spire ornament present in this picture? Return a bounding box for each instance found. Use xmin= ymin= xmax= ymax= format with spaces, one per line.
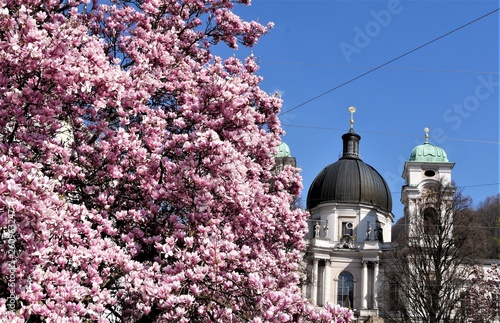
xmin=348 ymin=106 xmax=356 ymax=128
xmin=424 ymin=127 xmax=429 ymax=142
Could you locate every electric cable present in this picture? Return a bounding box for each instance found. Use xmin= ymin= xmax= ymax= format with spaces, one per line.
xmin=283 ymin=124 xmax=500 ymax=145
xmin=279 ymin=8 xmax=500 ymax=116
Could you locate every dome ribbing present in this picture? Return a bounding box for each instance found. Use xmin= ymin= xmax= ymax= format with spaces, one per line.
xmin=276 ymin=142 xmax=292 ymax=158
xmin=409 ymin=142 xmax=449 ymax=162
xmin=306 ymin=129 xmax=392 ymax=212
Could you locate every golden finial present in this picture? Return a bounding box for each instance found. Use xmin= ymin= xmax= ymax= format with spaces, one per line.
xmin=348 ymin=106 xmax=356 ymax=128
xmin=424 ymin=127 xmax=429 ymax=142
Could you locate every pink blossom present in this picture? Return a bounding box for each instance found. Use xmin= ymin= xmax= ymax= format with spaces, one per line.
xmin=0 ymin=0 xmax=351 ymax=321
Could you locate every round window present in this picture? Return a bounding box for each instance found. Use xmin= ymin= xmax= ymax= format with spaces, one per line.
xmin=424 ymin=170 xmax=435 ymax=177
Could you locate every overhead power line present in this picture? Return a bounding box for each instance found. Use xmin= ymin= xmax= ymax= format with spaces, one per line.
xmin=279 ymin=7 xmax=500 ymax=116
xmin=261 ymin=61 xmax=499 ymax=75
xmin=391 ymin=183 xmax=500 ymax=196
xmin=284 ymin=124 xmax=500 ymax=145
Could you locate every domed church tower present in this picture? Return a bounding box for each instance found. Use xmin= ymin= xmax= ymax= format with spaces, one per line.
xmin=401 ymin=128 xmax=455 ymax=240
xmin=275 ymin=141 xmax=296 ymax=169
xmin=304 ymin=107 xmax=394 ymax=320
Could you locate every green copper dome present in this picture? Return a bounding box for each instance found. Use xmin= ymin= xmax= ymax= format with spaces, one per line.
xmin=276 ymin=142 xmax=291 ymax=157
xmin=409 ymin=142 xmax=449 ymax=162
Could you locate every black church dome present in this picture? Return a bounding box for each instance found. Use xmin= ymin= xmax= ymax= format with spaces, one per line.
xmin=306 ymin=129 xmax=392 ymax=212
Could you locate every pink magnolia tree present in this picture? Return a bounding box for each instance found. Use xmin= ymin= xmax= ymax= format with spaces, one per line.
xmin=463 ymin=265 xmax=500 ymax=322
xmin=0 ymin=0 xmax=352 ymax=321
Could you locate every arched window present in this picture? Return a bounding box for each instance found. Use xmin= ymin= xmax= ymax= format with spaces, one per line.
xmin=337 ymin=271 xmax=354 ymax=308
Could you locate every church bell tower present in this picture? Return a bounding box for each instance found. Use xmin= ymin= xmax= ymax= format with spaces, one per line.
xmin=401 ymin=128 xmax=455 ymax=239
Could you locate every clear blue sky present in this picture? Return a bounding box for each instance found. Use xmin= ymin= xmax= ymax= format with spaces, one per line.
xmin=217 ymin=0 xmax=499 ymax=220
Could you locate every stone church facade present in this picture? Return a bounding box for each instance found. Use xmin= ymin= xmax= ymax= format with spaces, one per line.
xmin=298 ymin=110 xmax=455 ymax=321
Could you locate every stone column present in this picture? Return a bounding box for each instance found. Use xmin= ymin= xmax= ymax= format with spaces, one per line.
xmin=323 ymin=260 xmax=332 ymax=304
xmin=373 ymin=261 xmax=379 ymax=309
xmin=312 ymin=258 xmax=319 ymax=305
xmin=361 ymin=260 xmax=368 ymax=309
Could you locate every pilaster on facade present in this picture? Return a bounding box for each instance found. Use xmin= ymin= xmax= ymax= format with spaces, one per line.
xmin=323 ymin=260 xmax=332 ymax=305
xmin=373 ymin=261 xmax=379 ymax=309
xmin=361 ymin=260 xmax=368 ymax=309
xmin=311 ymin=258 xmax=319 ymax=305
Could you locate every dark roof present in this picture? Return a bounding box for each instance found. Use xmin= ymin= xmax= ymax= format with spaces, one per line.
xmin=306 ymin=129 xmax=392 ymax=212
